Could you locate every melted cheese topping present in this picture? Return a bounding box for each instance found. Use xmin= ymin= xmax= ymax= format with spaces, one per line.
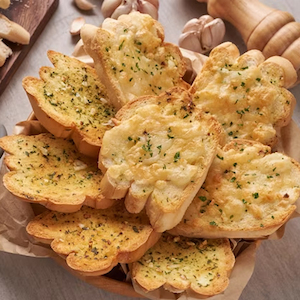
xmin=182 ymin=141 xmax=300 ymax=230
xmin=101 ymin=103 xmax=215 ymax=206
xmin=133 ymin=234 xmax=233 ymax=294
xmin=102 ymin=12 xmax=184 ymax=102
xmin=192 ymin=57 xmax=292 ymax=146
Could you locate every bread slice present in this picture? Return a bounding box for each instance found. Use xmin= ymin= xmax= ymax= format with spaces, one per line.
xmin=131 ymin=233 xmax=234 ymax=296
xmin=81 ymin=12 xmax=189 ymax=110
xmin=190 ymin=42 xmax=297 ymax=147
xmin=98 ymin=87 xmax=222 ymax=232
xmin=169 ymin=139 xmax=300 ymax=239
xmin=26 ymin=203 xmax=161 ymax=276
xmin=22 ymin=51 xmax=116 ymax=158
xmin=0 ymin=133 xmax=114 ymax=212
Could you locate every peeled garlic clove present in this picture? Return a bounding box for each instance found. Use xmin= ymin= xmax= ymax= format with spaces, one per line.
xmin=138 ymin=1 xmax=158 ymax=19
xmin=179 ymin=31 xmax=203 ymax=54
xmin=70 ymin=17 xmax=85 ymax=36
xmin=201 ymin=18 xmax=225 ymax=52
xmin=74 ymin=0 xmax=95 ymax=11
xmin=101 ymin=0 xmax=122 ymax=18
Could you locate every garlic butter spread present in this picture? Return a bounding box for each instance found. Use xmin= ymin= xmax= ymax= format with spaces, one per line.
xmin=102 ymin=12 xmax=185 ymax=102
xmin=177 ymin=140 xmax=300 ymax=235
xmin=133 ymin=234 xmax=234 ymax=295
xmin=192 ymin=42 xmax=295 ymax=147
xmin=23 ymin=51 xmax=116 ymax=145
xmin=100 ymin=95 xmax=220 ymax=209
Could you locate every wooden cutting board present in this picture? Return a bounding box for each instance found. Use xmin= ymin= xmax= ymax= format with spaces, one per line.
xmin=0 ymin=0 xmax=59 ymax=96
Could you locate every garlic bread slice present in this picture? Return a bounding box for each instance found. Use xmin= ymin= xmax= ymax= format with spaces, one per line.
xmin=132 ymin=233 xmax=234 ymax=296
xmin=22 ymin=51 xmax=116 ymax=158
xmin=26 ymin=204 xmax=161 ymax=276
xmin=0 ymin=133 xmax=113 ymax=212
xmin=81 ymin=12 xmax=189 ymax=110
xmin=170 ymin=139 xmax=300 ymax=239
xmin=190 ymin=42 xmax=296 ymax=147
xmin=99 ymin=87 xmax=222 ymax=232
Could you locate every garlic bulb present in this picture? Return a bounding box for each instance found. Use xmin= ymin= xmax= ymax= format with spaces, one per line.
xmin=101 ymin=0 xmax=159 ymax=20
xmin=179 ymin=15 xmax=225 ymax=54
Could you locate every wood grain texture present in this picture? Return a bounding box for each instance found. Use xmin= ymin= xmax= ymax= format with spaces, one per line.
xmin=0 ymin=0 xmax=59 ymax=96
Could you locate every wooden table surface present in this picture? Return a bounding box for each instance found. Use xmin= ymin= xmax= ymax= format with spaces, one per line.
xmin=0 ymin=1 xmax=300 ymax=299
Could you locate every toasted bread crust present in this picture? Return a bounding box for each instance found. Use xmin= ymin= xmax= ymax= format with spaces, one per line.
xmin=190 ymin=42 xmax=296 ymax=148
xmin=170 ymin=139 xmax=300 ymax=239
xmin=99 ymin=87 xmax=222 ymax=232
xmin=81 ymin=12 xmax=189 ymax=110
xmin=26 ymin=204 xmax=161 ymax=276
xmin=132 ymin=233 xmax=235 ymax=296
xmin=22 ymin=51 xmax=116 ymax=158
xmin=0 ymin=134 xmax=114 ymax=212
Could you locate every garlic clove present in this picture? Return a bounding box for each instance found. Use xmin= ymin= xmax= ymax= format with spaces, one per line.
xmin=72 ymin=39 xmax=86 ymax=57
xmin=74 ymin=0 xmax=95 ymax=11
xmin=179 ymin=31 xmax=203 ymax=54
xmin=182 ymin=18 xmax=201 ymax=33
xmin=101 ymin=0 xmax=159 ymax=20
xmin=138 ymin=1 xmax=158 ymax=19
xmin=146 ymin=0 xmax=159 ymax=9
xmin=201 ymin=18 xmax=225 ymax=52
xmin=111 ymin=0 xmax=136 ymax=19
xmin=101 ymin=0 xmax=123 ymax=18
xmin=70 ymin=17 xmax=86 ymax=36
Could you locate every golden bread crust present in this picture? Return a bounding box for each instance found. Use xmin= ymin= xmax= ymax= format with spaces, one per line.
xmin=22 ymin=51 xmax=116 ymax=158
xmin=26 ymin=204 xmax=161 ymax=276
xmin=132 ymin=233 xmax=235 ymax=296
xmin=0 ymin=133 xmax=114 ymax=212
xmin=81 ymin=12 xmax=188 ymax=110
xmin=170 ymin=139 xmax=300 ymax=238
xmin=99 ymin=87 xmax=222 ymax=232
xmin=190 ymin=42 xmax=296 ymax=148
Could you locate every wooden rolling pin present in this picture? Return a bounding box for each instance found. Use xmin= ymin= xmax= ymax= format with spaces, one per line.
xmin=198 ymin=0 xmax=300 ymax=83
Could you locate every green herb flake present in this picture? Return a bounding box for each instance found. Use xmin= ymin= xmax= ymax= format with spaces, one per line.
xmin=174 ymin=152 xmax=180 ymax=163
xmin=209 ymin=221 xmax=218 ymax=226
